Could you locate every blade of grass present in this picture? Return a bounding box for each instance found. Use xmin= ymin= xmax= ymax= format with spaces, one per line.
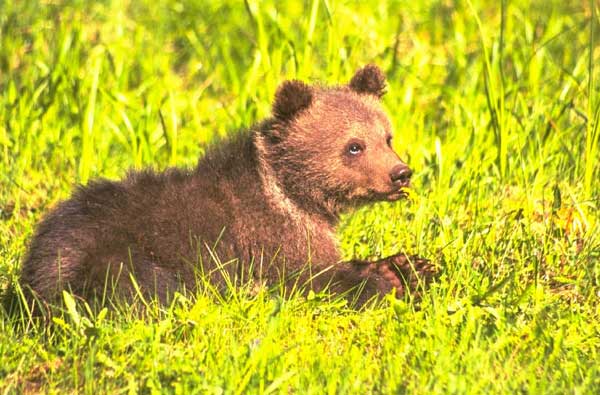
xmin=584 ymin=0 xmax=599 ymax=202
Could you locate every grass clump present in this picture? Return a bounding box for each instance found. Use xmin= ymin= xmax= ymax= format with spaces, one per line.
xmin=1 ymin=0 xmax=599 ymax=393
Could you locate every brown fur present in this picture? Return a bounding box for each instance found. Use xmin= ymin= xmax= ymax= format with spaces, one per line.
xmin=20 ymin=65 xmax=435 ymax=308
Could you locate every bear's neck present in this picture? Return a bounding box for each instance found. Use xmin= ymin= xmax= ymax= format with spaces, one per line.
xmin=253 ymin=131 xmax=339 ymax=230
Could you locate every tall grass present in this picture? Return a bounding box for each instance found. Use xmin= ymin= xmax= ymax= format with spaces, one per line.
xmin=1 ymin=0 xmax=599 ymax=393
xmin=584 ymin=0 xmax=600 ymax=203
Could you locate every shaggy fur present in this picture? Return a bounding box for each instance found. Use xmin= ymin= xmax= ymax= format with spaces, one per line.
xmin=20 ymin=65 xmax=436 ymax=308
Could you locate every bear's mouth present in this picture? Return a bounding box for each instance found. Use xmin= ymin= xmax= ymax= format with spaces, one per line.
xmin=366 ymin=187 xmax=409 ymax=202
xmin=384 ymin=189 xmax=409 ymax=201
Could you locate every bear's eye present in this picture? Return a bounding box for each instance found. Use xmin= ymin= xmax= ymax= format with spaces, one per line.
xmin=386 ymin=135 xmax=392 ymax=147
xmin=347 ymin=142 xmax=364 ymax=155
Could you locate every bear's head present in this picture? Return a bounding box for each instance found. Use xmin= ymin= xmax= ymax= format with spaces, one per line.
xmin=259 ymin=64 xmax=412 ymax=221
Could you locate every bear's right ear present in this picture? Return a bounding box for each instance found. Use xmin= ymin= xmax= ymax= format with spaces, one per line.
xmin=272 ymin=80 xmax=313 ymax=122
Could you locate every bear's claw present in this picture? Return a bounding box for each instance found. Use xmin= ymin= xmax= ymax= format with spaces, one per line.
xmin=379 ymin=253 xmax=437 ymax=299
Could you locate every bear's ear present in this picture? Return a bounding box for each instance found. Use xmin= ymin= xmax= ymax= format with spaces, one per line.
xmin=272 ymin=80 xmax=313 ymax=121
xmin=349 ymin=64 xmax=386 ymax=98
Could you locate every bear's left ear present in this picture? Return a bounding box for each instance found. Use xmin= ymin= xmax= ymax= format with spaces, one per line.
xmin=349 ymin=64 xmax=386 ymax=98
xmin=272 ymin=80 xmax=313 ymax=122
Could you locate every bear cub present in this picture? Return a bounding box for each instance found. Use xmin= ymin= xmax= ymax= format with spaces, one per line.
xmin=20 ymin=64 xmax=435 ymax=308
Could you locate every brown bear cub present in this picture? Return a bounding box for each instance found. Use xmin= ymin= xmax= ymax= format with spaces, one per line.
xmin=20 ymin=65 xmax=435 ymax=308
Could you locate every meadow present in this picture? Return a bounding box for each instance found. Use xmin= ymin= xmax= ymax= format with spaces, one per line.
xmin=1 ymin=0 xmax=599 ymax=393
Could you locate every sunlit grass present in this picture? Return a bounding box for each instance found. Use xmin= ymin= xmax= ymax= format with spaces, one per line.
xmin=1 ymin=0 xmax=599 ymax=393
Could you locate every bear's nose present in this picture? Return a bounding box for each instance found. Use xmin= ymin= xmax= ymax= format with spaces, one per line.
xmin=389 ymin=164 xmax=412 ymax=186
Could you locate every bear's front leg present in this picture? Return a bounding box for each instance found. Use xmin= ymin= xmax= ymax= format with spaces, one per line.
xmin=322 ymin=255 xmax=437 ymax=306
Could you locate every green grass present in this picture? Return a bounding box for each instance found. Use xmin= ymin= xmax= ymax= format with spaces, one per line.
xmin=1 ymin=0 xmax=599 ymax=393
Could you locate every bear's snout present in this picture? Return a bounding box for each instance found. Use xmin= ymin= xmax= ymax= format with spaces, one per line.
xmin=389 ymin=164 xmax=412 ymax=187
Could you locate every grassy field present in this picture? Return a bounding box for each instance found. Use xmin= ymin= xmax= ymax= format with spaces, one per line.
xmin=1 ymin=0 xmax=599 ymax=393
